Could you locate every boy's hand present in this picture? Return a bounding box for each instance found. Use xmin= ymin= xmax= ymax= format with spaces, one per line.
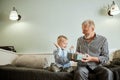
xmin=69 ymin=45 xmax=74 ymax=50
xmin=54 ymin=43 xmax=60 ymax=48
xmin=69 ymin=45 xmax=74 ymax=53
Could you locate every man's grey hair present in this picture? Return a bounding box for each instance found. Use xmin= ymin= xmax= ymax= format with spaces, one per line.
xmin=82 ymin=19 xmax=95 ymax=27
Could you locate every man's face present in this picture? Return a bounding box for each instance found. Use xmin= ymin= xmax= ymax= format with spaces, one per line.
xmin=82 ymin=25 xmax=94 ymax=36
xmin=58 ymin=38 xmax=68 ymax=49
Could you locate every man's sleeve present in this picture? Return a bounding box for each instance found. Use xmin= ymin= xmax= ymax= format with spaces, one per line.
xmin=98 ymin=38 xmax=109 ymax=65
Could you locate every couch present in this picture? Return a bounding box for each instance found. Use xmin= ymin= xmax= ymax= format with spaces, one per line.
xmin=0 ymin=46 xmax=120 ymax=80
xmin=0 ymin=46 xmax=74 ymax=80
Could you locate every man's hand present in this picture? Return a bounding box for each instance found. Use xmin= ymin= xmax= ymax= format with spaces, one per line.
xmin=81 ymin=54 xmax=99 ymax=63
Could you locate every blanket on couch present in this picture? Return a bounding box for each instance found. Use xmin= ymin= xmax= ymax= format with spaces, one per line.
xmin=0 ymin=64 xmax=120 ymax=80
xmin=0 ymin=65 xmax=73 ymax=80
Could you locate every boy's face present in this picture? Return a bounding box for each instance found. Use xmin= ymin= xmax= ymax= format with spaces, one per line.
xmin=58 ymin=38 xmax=68 ymax=49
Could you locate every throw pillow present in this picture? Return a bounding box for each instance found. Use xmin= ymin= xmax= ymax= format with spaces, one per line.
xmin=0 ymin=49 xmax=18 ymax=65
xmin=111 ymin=58 xmax=120 ymax=65
xmin=13 ymin=55 xmax=49 ymax=69
xmin=112 ymin=49 xmax=120 ymax=59
xmin=0 ymin=46 xmax=16 ymax=52
xmin=107 ymin=49 xmax=118 ymax=64
xmin=110 ymin=49 xmax=120 ymax=65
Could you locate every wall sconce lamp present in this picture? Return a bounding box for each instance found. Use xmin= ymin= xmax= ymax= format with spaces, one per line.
xmin=108 ymin=1 xmax=120 ymax=16
xmin=9 ymin=7 xmax=21 ymax=21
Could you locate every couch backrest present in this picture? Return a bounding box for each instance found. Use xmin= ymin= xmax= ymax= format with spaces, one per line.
xmin=1 ymin=48 xmax=119 ymax=67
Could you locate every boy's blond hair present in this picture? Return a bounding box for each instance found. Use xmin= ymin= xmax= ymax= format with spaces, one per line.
xmin=57 ymin=35 xmax=68 ymax=43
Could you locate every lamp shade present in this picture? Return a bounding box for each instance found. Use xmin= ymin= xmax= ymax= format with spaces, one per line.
xmin=108 ymin=1 xmax=120 ymax=16
xmin=110 ymin=3 xmax=120 ymax=15
xmin=9 ymin=7 xmax=19 ymax=20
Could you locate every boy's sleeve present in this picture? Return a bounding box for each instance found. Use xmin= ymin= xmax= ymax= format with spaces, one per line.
xmin=53 ymin=48 xmax=62 ymax=56
xmin=53 ymin=48 xmax=64 ymax=63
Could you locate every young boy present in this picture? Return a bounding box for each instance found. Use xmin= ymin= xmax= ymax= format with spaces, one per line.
xmin=53 ymin=35 xmax=74 ymax=72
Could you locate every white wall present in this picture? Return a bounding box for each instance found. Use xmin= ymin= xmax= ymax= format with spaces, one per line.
xmin=0 ymin=0 xmax=120 ymax=53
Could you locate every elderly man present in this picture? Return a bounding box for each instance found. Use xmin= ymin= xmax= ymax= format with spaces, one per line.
xmin=74 ymin=19 xmax=113 ymax=80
